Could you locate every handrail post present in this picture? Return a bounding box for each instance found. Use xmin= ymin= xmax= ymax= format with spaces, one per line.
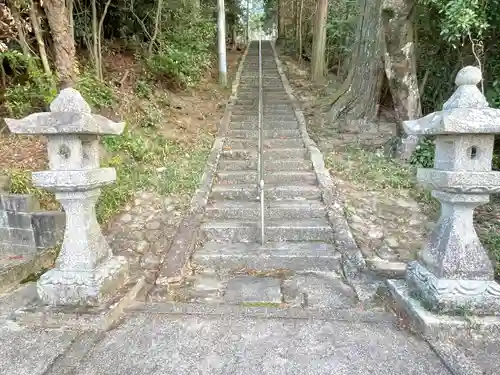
xmin=258 ymin=39 xmax=265 ymax=245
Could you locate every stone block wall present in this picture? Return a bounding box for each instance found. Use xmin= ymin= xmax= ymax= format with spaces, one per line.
xmin=0 ymin=193 xmax=65 ymax=256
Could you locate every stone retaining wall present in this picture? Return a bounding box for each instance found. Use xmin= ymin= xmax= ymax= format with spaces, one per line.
xmin=0 ymin=193 xmax=65 ymax=256
xmin=0 ymin=177 xmax=65 ymax=293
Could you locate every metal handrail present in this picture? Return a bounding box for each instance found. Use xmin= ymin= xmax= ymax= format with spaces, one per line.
xmin=258 ymin=39 xmax=265 ymax=244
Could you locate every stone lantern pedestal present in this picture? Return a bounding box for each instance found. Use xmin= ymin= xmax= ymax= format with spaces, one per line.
xmin=5 ymin=88 xmax=128 ymax=307
xmin=388 ymin=66 xmax=500 ymax=331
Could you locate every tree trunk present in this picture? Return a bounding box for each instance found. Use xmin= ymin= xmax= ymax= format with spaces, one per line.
xmin=148 ymin=0 xmax=162 ymax=55
xmin=97 ymin=0 xmax=112 ymax=80
xmin=217 ymin=0 xmax=227 ymax=86
xmin=67 ymin=0 xmax=74 ymax=42
xmin=382 ymin=0 xmax=421 ymax=160
xmin=30 ymin=0 xmax=52 ymax=76
xmin=327 ymin=0 xmax=384 ymax=125
xmin=311 ymin=0 xmax=328 ymax=83
xmin=246 ymin=0 xmax=250 ymax=43
xmin=382 ymin=1 xmax=420 ymax=123
xmin=298 ymin=0 xmax=303 ymax=62
xmin=91 ymin=0 xmax=99 ymax=77
xmin=43 ymin=0 xmax=75 ymax=87
xmin=278 ymin=0 xmax=285 ymax=40
xmin=10 ymin=3 xmax=31 ymax=57
xmin=232 ymin=24 xmax=237 ymax=50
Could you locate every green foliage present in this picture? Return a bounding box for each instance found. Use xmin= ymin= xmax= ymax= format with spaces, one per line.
xmin=325 ymin=145 xmax=439 ymax=213
xmin=326 ymin=146 xmax=418 ymax=190
xmin=134 ymin=79 xmax=154 ymax=99
xmin=1 ymin=53 xmax=114 ymax=117
xmin=102 ymin=127 xmax=157 ymax=163
xmin=410 ymin=137 xmax=435 ymax=168
xmin=325 ymin=0 xmax=356 ymax=71
xmin=75 ymin=70 xmax=116 ymax=109
xmin=146 ymin=11 xmax=216 ymax=87
xmin=1 ymin=51 xmax=57 ymax=117
xmin=7 ymin=169 xmax=58 ymax=210
xmin=97 ymin=121 xmax=212 ymax=223
xmin=420 ymin=0 xmax=489 ymax=42
xmin=494 ymin=138 xmax=500 ymax=171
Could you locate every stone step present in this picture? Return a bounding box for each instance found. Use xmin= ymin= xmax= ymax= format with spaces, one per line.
xmin=232 ymin=111 xmax=294 ymax=116
xmin=231 ymin=114 xmax=296 ymax=123
xmin=193 ymin=242 xmax=340 ymax=272
xmin=232 ymin=108 xmax=294 ymax=115
xmin=263 ymin=115 xmax=298 ymax=123
xmin=205 ymin=200 xmax=326 ymax=220
xmin=238 ymin=92 xmax=288 ymax=97
xmin=227 ymin=129 xmax=301 ymax=139
xmin=218 ymin=159 xmax=313 ymax=172
xmin=230 ymin=121 xmax=298 ymax=130
xmin=224 ymin=138 xmax=304 ymax=149
xmin=223 ymin=275 xmax=282 ymax=304
xmin=232 ymin=106 xmax=294 ymax=113
xmin=237 ymin=90 xmax=286 ymax=95
xmin=238 ymin=84 xmax=284 ymax=88
xmin=239 ymin=79 xmax=282 ymax=83
xmin=216 ymin=171 xmax=317 ymax=185
xmin=210 ymin=184 xmax=322 ymax=201
xmin=236 ymin=99 xmax=290 ymax=105
xmin=221 ymin=148 xmax=307 ymax=160
xmin=235 ymin=100 xmax=290 ymax=107
xmin=201 ymin=219 xmax=333 ymax=242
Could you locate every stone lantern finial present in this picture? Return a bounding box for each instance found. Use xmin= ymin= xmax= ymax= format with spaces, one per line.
xmin=50 ymin=88 xmax=92 ymax=113
xmin=443 ymin=66 xmax=488 ymax=110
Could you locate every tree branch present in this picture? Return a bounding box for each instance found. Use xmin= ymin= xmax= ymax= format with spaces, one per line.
xmin=148 ymin=0 xmax=162 ymax=54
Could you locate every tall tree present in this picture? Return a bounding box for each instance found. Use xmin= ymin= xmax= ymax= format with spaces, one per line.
xmin=9 ymin=1 xmax=30 ymax=57
xmin=42 ymin=0 xmax=76 ymax=87
xmin=382 ymin=0 xmax=421 ymax=159
xmin=326 ymin=0 xmax=384 ymax=124
xmin=217 ymin=0 xmax=228 ymax=86
xmin=310 ymin=0 xmax=328 ymax=82
xmin=29 ymin=0 xmax=52 ymax=76
xmin=321 ymin=0 xmax=421 ymax=159
xmin=277 ymin=0 xmax=284 ymax=40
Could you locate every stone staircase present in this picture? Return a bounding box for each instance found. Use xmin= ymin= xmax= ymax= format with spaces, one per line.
xmin=189 ymin=41 xmax=349 ymax=306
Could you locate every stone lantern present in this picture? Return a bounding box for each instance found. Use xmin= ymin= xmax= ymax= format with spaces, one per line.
xmin=5 ymin=88 xmax=128 ymax=307
xmin=390 ymin=66 xmax=500 ymax=317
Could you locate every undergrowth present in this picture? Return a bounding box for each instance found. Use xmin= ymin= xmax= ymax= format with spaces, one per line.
xmin=2 ymin=44 xmax=221 ymax=225
xmin=326 ymin=145 xmax=438 ymax=211
xmin=326 ymin=144 xmax=500 ymax=276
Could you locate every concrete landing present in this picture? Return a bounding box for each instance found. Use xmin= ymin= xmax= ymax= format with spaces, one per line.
xmin=71 ymin=313 xmax=451 ymax=375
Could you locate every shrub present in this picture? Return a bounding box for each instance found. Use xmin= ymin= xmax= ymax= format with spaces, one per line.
xmin=1 ymin=51 xmax=57 ymax=117
xmin=410 ymin=137 xmax=435 ymax=168
xmin=146 ymin=11 xmax=216 ymax=87
xmin=76 ymin=70 xmax=116 ymax=109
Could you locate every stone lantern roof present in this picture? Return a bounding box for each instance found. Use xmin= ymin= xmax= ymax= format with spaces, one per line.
xmin=403 ymin=66 xmax=500 ymax=135
xmin=5 ymin=88 xmax=124 ymax=135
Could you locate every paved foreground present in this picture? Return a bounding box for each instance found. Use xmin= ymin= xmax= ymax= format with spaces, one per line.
xmin=0 ymin=307 xmax=452 ymax=375
xmin=0 ymin=41 xmax=490 ymax=374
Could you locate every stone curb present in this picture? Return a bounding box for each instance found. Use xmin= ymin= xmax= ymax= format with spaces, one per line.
xmin=269 ymin=43 xmax=367 ymax=285
xmin=8 ymin=278 xmax=147 ymax=331
xmin=0 ymin=247 xmax=57 ymax=294
xmin=366 ymin=257 xmax=406 ymax=279
xmin=125 ymin=301 xmax=396 ymax=324
xmin=427 ymin=339 xmax=485 ymax=375
xmin=156 ymin=45 xmax=250 ymax=286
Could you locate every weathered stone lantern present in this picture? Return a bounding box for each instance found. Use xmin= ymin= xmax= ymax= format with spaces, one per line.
xmin=5 ymin=88 xmax=128 ymax=306
xmin=391 ymin=66 xmax=500 ymax=318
